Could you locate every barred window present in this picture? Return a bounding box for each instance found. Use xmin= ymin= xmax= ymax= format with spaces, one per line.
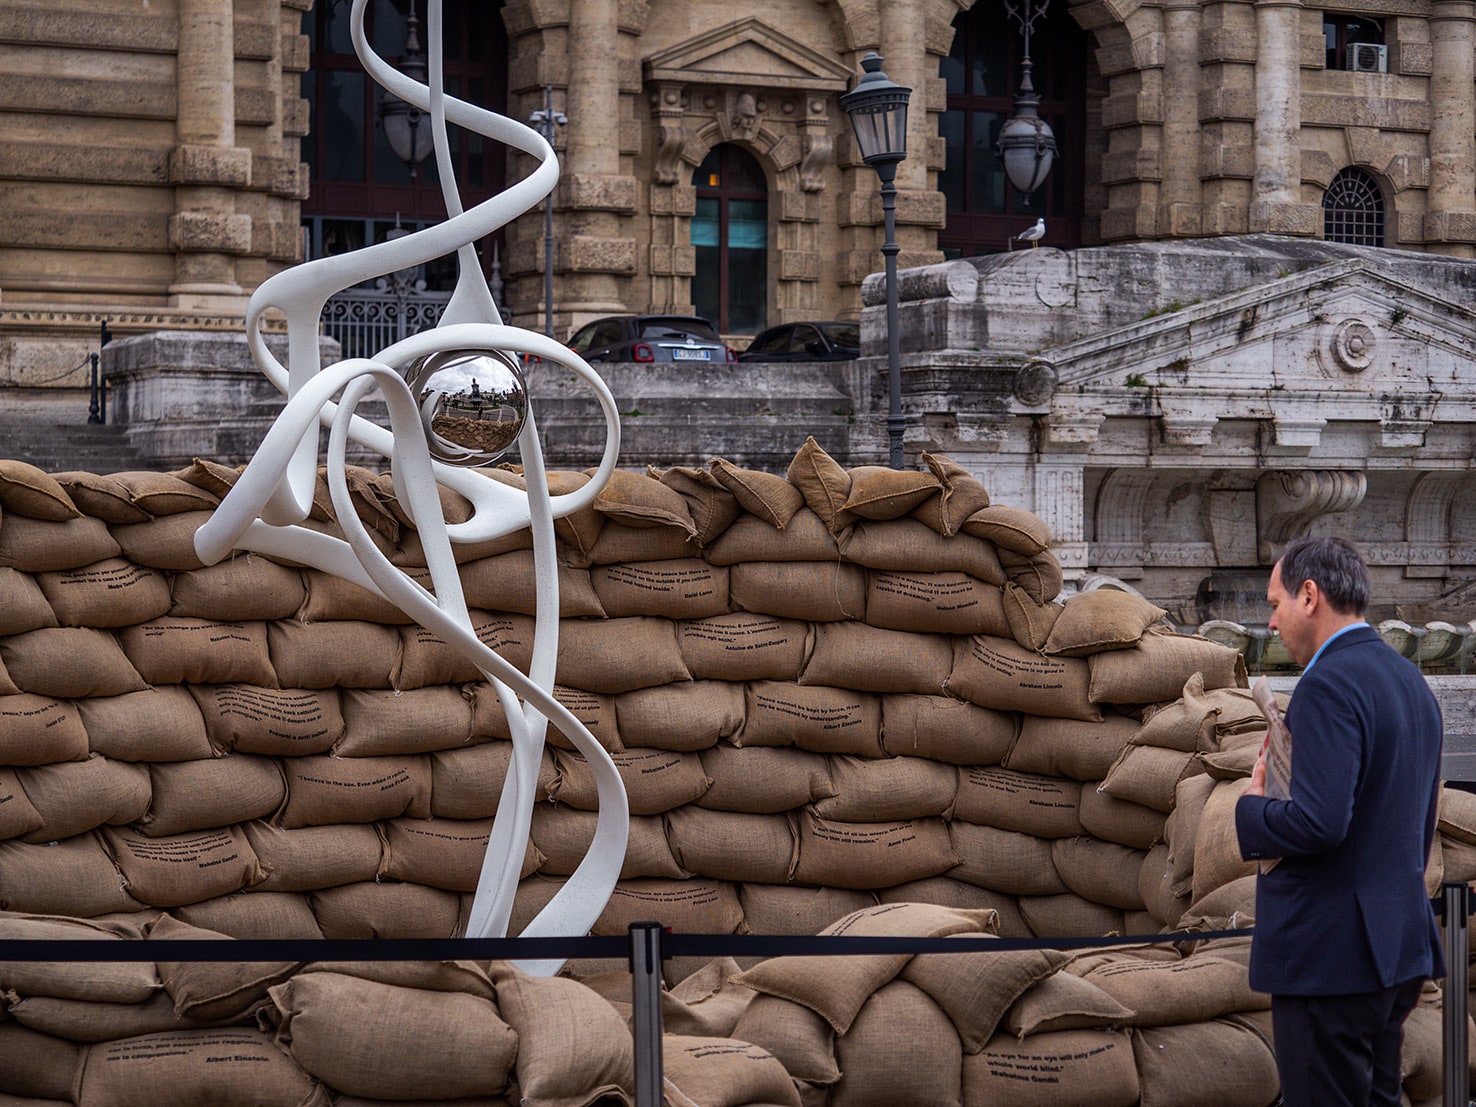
xmin=1323 ymin=168 xmax=1385 ymax=247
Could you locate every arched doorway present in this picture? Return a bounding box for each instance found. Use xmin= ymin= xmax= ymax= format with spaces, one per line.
xmin=938 ymin=0 xmax=1089 ymax=256
xmin=691 ymin=144 xmax=768 ymax=334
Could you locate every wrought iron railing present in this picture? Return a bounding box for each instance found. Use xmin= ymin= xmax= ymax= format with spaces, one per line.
xmin=321 ymin=285 xmax=453 ymax=362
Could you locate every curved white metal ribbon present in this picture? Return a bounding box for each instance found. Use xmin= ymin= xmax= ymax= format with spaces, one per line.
xmin=193 ymin=0 xmax=626 ymax=973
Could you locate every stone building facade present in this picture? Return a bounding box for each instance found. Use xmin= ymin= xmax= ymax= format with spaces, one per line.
xmin=2 ymin=0 xmax=1474 ymax=389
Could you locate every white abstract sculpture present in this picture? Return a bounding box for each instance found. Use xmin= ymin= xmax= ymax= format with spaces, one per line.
xmin=193 ymin=0 xmax=626 ymax=973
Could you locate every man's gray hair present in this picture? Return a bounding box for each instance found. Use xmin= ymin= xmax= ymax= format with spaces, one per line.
xmin=1276 ymin=536 xmax=1370 ymax=616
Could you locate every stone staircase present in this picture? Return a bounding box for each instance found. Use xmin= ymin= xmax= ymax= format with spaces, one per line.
xmin=0 ymin=415 xmax=153 ymax=476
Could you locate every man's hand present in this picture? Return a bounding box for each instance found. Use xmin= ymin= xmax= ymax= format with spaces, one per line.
xmin=1247 ymin=750 xmax=1267 ymax=798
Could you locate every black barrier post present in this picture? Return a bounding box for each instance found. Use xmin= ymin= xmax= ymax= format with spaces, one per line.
xmin=629 ymin=923 xmax=665 ymax=1107
xmin=1443 ymin=881 xmax=1471 ymax=1107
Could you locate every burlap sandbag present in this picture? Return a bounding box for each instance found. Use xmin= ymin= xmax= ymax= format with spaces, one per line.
xmin=878 ymin=694 xmax=1016 ymax=765
xmin=728 ymin=560 xmax=867 ymax=622
xmin=0 ymin=693 xmax=89 ymax=766
xmin=738 ymin=682 xmax=884 ymax=757
xmin=961 ymin=504 xmax=1051 ymax=556
xmin=243 ymin=820 xmax=384 ymax=893
xmin=465 ymin=683 xmax=622 ymax=753
xmin=458 ymin=550 xmax=606 ymax=619
xmin=900 ymin=934 xmax=1069 ymax=1052
xmin=949 ymin=822 xmax=1068 ymax=896
xmin=109 ymin=471 xmax=221 ymax=516
xmin=292 ymin=568 xmax=420 ymax=625
xmin=1042 ymin=589 xmax=1167 ymax=658
xmin=1132 ymin=1016 xmax=1280 ymax=1107
xmin=76 ymin=686 xmax=215 ymax=763
xmin=1016 ymin=893 xmax=1125 ymax=940
xmin=738 ymin=884 xmax=875 ymax=936
xmin=614 ymin=681 xmax=744 ymax=751
xmin=840 ymin=519 xmax=1007 ymax=588
xmin=173 ymin=890 xmax=324 ymax=940
xmin=429 ymin=743 xmax=555 ymax=819
xmin=1131 ymin=671 xmax=1220 ymax=752
xmin=732 ymin=991 xmax=842 ymax=1088
xmin=488 ymin=964 xmax=634 ymax=1107
xmin=1001 ymin=969 xmax=1135 ymax=1037
xmin=550 ymin=747 xmax=710 ymax=814
xmin=795 ymin=810 xmax=957 ymax=890
xmin=0 ymin=516 xmax=117 ymax=572
xmin=1444 ymin=833 xmax=1476 ymax=883
xmin=137 ymin=754 xmax=285 ymax=837
xmin=656 ymin=465 xmax=742 ymax=547
xmin=864 ymin=569 xmax=1012 ymax=636
xmin=1181 ymin=875 xmax=1257 ymax=928
xmin=110 ymin=511 xmax=211 ymax=570
xmin=268 ymin=619 xmax=401 ymax=689
xmin=1001 ymin=582 xmax=1063 ymax=651
xmin=270 ymin=972 xmax=515 ymax=1101
xmin=335 ymin=686 xmax=474 ymax=756
xmin=678 ymin=612 xmax=809 ymax=682
xmin=704 ymin=507 xmax=840 ymax=564
xmin=1051 ymin=837 xmax=1148 ymax=911
xmin=661 ymin=1035 xmax=801 ymax=1107
xmin=0 ymin=913 xmax=159 ymax=1002
xmin=665 ymin=807 xmax=797 ymax=884
xmin=189 ymin=685 xmax=343 ymax=756
xmin=1003 ymin=711 xmax=1138 ymax=782
xmin=737 ymin=903 xmax=1001 ymax=1034
xmin=782 ymin=437 xmax=850 ymax=526
xmin=0 ymin=767 xmax=44 ymax=839
xmin=379 ymin=816 xmax=541 ymax=891
xmin=148 ymin=914 xmax=298 ymax=1021
xmin=583 ymin=519 xmax=702 ymax=566
xmin=75 ymin=1027 xmax=327 ymax=1107
xmin=36 ymin=558 xmax=171 ymax=628
xmin=839 ymin=467 xmax=944 ymax=524
xmin=1164 ymin=772 xmax=1218 ymax=895
xmin=531 ymin=808 xmax=686 ymax=880
xmin=1084 ymin=953 xmax=1267 ymax=1026
xmin=6 ymin=989 xmax=249 ymax=1044
xmin=696 ymin=743 xmax=834 ymax=812
xmin=997 ymin=547 xmax=1065 ymax=604
xmin=0 ymin=1022 xmax=84 ymax=1100
xmin=814 ymin=755 xmax=957 ymax=821
xmin=103 ymin=826 xmax=266 ymax=908
xmin=947 ymin=635 xmax=1099 ymax=722
xmin=309 ymin=881 xmax=463 ymax=939
xmin=0 ymin=627 xmax=148 ymax=698
xmin=591 ymin=558 xmax=729 ymax=620
xmin=912 ymin=452 xmax=992 ymax=537
xmin=170 ymin=555 xmax=307 ymax=621
xmin=877 ymin=879 xmax=1030 ymax=937
xmin=277 ymin=755 xmax=431 ymax=828
xmin=952 ymin=767 xmax=1083 ymax=838
xmin=295 ymin=957 xmax=495 ymax=999
xmin=553 ymin=616 xmax=691 ymax=694
xmin=117 ymin=618 xmax=276 ymax=687
xmin=964 ymin=1026 xmax=1139 ymax=1106
xmin=13 ymin=756 xmax=151 ymax=842
xmin=52 ymin=470 xmax=150 ymax=524
xmin=800 ymin=621 xmax=952 ymax=696
xmin=1438 ymin=786 xmax=1476 ymax=845
xmin=1099 ymin=744 xmax=1204 ymax=814
xmin=1087 ymin=628 xmax=1246 ymax=706
xmin=0 ymin=834 xmax=145 ymax=916
xmin=1078 ymin=786 xmax=1168 ymax=850
xmin=831 ymin=979 xmax=962 ymax=1107
xmin=0 ymin=566 xmax=58 ymax=636
xmin=1190 ymin=778 xmax=1257 ymax=903
xmin=590 ymin=879 xmax=743 ymax=938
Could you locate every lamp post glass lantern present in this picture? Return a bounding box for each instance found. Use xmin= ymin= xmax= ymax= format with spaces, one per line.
xmin=378 ymin=10 xmax=436 ymax=172
xmin=841 ymin=52 xmax=911 ymax=469
xmin=998 ymin=0 xmax=1058 ymax=197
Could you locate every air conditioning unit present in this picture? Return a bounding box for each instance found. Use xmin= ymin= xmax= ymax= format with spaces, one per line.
xmin=1347 ymin=43 xmax=1388 ymax=73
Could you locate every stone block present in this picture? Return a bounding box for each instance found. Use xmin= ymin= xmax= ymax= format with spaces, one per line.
xmin=234 ymin=87 xmax=276 ymax=127
xmin=282 ymin=97 xmax=310 ymax=138
xmin=168 ymin=212 xmax=254 ymax=255
xmin=618 ymin=58 xmax=642 ymax=94
xmin=648 ymin=244 xmax=695 ymax=276
xmin=1198 ymin=84 xmax=1256 ymax=123
xmin=565 ymin=235 xmax=637 ymax=274
xmin=1393 ymin=42 xmax=1433 ymax=76
xmin=924 ymin=134 xmax=947 ymax=172
xmin=1394 ymin=210 xmax=1426 ymax=246
xmin=779 ymin=251 xmax=820 ymax=281
xmin=769 ymin=134 xmax=801 ymax=172
xmin=8 ymin=210 xmax=166 ymax=252
xmin=1299 ymin=147 xmax=1338 ymax=188
xmin=1301 ymin=91 xmax=1430 ymax=132
xmin=0 ymin=74 xmax=176 ymax=119
xmin=1158 ymin=202 xmax=1204 ymax=237
xmin=1384 ymin=154 xmax=1429 ymax=192
xmin=281 ymin=32 xmax=310 ymax=73
xmin=251 ymin=219 xmax=303 ymax=263
xmin=838 ymin=191 xmax=874 ymax=228
xmin=777 ymin=190 xmax=815 ymax=223
xmin=1103 ymin=147 xmax=1160 ymax=185
xmin=563 ymin=173 xmax=639 ymax=214
xmin=1423 ymin=211 xmax=1476 ymax=244
xmin=0 ymin=139 xmax=167 ymax=186
xmin=895 ymin=189 xmax=947 ymax=228
xmin=1249 ymin=201 xmax=1320 ymax=236
xmin=502 ymin=0 xmax=571 ymax=34
xmin=169 ymin=145 xmax=252 ymax=189
xmin=234 ymin=21 xmax=276 ymax=60
xmin=1100 ymin=204 xmax=1155 ymax=241
xmin=1201 ymin=141 xmax=1255 ymax=179
xmin=1299 ymin=31 xmax=1326 ymax=69
xmin=617 ymin=0 xmax=649 ymax=34
xmin=1101 ymin=89 xmax=1162 ymax=129
xmin=251 ymin=156 xmax=309 ymax=200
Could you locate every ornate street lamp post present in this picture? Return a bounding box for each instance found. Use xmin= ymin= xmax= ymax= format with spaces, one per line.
xmin=997 ymin=0 xmax=1059 ymax=197
xmin=841 ymin=52 xmax=912 ymax=470
xmin=529 ymin=86 xmax=568 ymax=340
xmin=377 ymin=9 xmax=436 ymax=179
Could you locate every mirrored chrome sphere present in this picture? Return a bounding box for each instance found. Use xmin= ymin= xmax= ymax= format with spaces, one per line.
xmin=405 ymin=349 xmax=528 ymax=467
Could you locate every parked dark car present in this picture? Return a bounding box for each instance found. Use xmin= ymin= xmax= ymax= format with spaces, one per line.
xmin=566 ymin=315 xmax=735 ymax=364
xmin=738 ymin=321 xmax=860 ymax=362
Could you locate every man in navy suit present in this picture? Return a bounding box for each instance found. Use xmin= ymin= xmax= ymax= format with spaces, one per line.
xmin=1237 ymin=536 xmax=1444 ymax=1107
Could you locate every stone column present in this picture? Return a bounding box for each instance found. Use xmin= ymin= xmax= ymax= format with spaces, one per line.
xmin=1249 ymin=0 xmax=1311 ymax=234
xmin=1158 ymin=0 xmax=1203 ymax=236
xmin=1426 ymin=0 xmax=1476 ymax=257
xmin=561 ymin=0 xmax=633 ymax=316
xmin=169 ymin=0 xmax=252 ymax=308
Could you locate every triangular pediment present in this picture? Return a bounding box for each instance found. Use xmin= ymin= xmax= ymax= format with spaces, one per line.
xmin=1042 ymin=260 xmax=1475 ymax=400
xmin=644 ymin=18 xmax=853 ymax=90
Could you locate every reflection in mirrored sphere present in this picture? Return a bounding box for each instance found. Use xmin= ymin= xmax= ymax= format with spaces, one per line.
xmin=404 ymin=349 xmax=528 ymax=467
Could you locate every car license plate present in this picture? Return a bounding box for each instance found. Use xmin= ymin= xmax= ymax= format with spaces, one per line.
xmin=673 ymin=348 xmax=711 ymax=361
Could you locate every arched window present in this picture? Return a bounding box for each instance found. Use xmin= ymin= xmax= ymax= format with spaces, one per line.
xmin=691 ymin=145 xmax=768 ymax=334
xmin=938 ymin=0 xmax=1089 ymax=256
xmin=1323 ymin=167 xmax=1385 ymax=247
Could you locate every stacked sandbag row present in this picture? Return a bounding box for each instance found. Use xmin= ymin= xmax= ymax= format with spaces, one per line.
xmin=0 ymin=446 xmax=1251 ymax=950
xmin=0 ymin=909 xmax=801 ymax=1107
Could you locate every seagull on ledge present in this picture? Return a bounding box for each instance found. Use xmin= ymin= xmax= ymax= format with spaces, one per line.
xmin=1014 ymin=217 xmax=1046 ymax=248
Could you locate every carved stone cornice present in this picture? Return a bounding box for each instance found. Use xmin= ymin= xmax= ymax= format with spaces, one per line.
xmin=1255 ymin=469 xmax=1368 ymax=563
